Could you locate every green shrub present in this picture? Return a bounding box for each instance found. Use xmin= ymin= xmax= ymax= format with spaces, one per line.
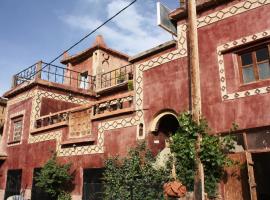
xmin=35 ymin=153 xmax=72 ymax=199
xmin=103 ymin=142 xmax=171 ymax=200
xmin=57 ymin=191 xmax=72 ymax=200
xmin=170 ymin=112 xmax=235 ymax=197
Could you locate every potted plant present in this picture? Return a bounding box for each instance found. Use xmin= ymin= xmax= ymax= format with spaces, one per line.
xmin=128 ymin=80 xmax=134 ymax=91
xmin=116 ymin=71 xmax=126 ymax=84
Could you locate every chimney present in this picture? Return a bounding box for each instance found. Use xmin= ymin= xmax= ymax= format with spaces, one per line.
xmin=63 ymin=51 xmax=69 ymax=59
xmin=179 ymin=0 xmax=186 ymax=8
xmin=92 ymin=35 xmax=107 ymax=48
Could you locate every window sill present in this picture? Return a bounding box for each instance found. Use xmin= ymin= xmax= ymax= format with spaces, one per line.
xmin=30 ymin=121 xmax=68 ymax=135
xmin=7 ymin=140 xmax=21 ymax=145
xmin=92 ymin=107 xmax=134 ymax=120
xmin=239 ymin=78 xmax=270 ymax=91
xmin=61 ymin=136 xmax=95 ymax=146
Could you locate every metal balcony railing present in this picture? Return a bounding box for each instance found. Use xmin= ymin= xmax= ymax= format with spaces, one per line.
xmin=100 ymin=64 xmax=133 ymax=89
xmin=13 ymin=61 xmax=96 ymax=90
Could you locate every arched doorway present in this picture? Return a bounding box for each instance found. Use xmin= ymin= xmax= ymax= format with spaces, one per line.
xmin=148 ymin=112 xmax=179 ymax=157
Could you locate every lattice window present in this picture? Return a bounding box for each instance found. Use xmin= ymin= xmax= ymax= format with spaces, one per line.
xmin=13 ymin=118 xmax=23 ymax=142
xmin=69 ymin=109 xmax=91 ymax=138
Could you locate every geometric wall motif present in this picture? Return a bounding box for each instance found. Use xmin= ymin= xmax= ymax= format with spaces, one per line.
xmin=29 ymin=89 xmax=90 ymax=130
xmin=58 ymin=114 xmax=141 ymax=156
xmin=197 ymin=0 xmax=270 ymax=28
xmin=133 ymin=0 xmax=270 ymax=135
xmin=217 ymin=29 xmax=270 ymax=100
xmin=133 ymin=23 xmax=187 ymax=140
xmin=7 ymin=89 xmax=36 ymax=107
xmin=28 ymin=115 xmax=141 ymax=156
xmin=53 ymin=0 xmax=269 ymax=155
xmin=25 ymin=88 xmax=142 ymax=156
xmin=6 ymin=0 xmax=269 ymax=156
xmin=69 ymin=109 xmax=92 ymax=138
xmin=28 ymin=89 xmax=90 ymax=146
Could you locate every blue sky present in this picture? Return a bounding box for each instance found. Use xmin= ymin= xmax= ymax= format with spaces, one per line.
xmin=0 ymin=0 xmax=179 ymax=95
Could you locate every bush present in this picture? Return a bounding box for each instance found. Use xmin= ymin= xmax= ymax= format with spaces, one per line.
xmin=35 ymin=153 xmax=72 ymax=199
xmin=57 ymin=191 xmax=72 ymax=200
xmin=103 ymin=142 xmax=171 ymax=200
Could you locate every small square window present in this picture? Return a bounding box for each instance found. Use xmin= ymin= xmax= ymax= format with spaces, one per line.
xmin=12 ymin=118 xmax=23 ymax=142
xmin=239 ymin=45 xmax=270 ymax=84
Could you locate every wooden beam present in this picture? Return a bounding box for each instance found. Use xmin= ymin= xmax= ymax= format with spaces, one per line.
xmin=186 ymin=0 xmax=204 ymax=199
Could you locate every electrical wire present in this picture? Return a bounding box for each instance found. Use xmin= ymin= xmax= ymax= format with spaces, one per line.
xmin=30 ymin=0 xmax=137 ymax=78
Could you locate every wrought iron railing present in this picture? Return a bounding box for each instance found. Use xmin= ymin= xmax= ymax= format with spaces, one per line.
xmin=13 ymin=61 xmax=96 ymax=90
xmin=14 ymin=63 xmax=37 ymax=85
xmin=100 ymin=64 xmax=133 ymax=89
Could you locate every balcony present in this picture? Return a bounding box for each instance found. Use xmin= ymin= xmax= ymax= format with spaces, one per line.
xmin=92 ymin=92 xmax=134 ymax=120
xmin=32 ymin=110 xmax=70 ymax=134
xmin=12 ymin=61 xmax=96 ymax=91
xmin=98 ymin=64 xmax=133 ymax=91
xmin=10 ymin=61 xmax=134 ymax=96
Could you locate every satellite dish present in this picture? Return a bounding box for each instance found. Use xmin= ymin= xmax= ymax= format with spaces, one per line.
xmin=157 ymin=2 xmax=177 ymax=36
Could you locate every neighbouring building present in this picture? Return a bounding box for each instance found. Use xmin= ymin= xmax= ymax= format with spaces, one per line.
xmin=0 ymin=98 xmax=7 ymax=140
xmin=0 ymin=0 xmax=270 ymax=199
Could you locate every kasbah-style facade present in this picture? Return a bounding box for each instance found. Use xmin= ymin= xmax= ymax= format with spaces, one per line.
xmin=0 ymin=0 xmax=270 ymax=199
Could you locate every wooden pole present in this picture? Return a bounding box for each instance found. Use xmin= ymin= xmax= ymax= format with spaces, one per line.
xmin=186 ymin=0 xmax=204 ymax=199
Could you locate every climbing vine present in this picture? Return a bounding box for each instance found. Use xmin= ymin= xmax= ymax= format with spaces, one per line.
xmin=103 ymin=142 xmax=171 ymax=200
xmin=170 ymin=112 xmax=236 ymax=197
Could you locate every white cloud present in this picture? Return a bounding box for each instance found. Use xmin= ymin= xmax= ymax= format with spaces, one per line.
xmin=60 ymin=0 xmax=172 ymax=55
xmin=107 ymin=0 xmax=146 ymax=36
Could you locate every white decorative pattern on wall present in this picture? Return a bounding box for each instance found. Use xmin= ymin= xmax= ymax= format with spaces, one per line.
xmin=5 ymin=0 xmax=269 ymax=156
xmin=197 ymin=0 xmax=270 ymax=28
xmin=217 ymin=29 xmax=270 ymax=100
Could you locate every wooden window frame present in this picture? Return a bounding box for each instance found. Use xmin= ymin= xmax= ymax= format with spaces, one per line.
xmin=237 ymin=42 xmax=270 ymax=84
xmin=8 ymin=115 xmax=24 ymax=145
xmin=12 ymin=116 xmax=23 ymax=142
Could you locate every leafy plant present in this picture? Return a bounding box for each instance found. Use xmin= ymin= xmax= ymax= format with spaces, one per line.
xmin=116 ymin=71 xmax=126 ymax=83
xmin=103 ymin=142 xmax=171 ymax=200
xmin=170 ymin=112 xmax=235 ymax=197
xmin=35 ymin=153 xmax=72 ymax=199
xmin=57 ymin=191 xmax=72 ymax=200
xmin=128 ymin=80 xmax=134 ymax=91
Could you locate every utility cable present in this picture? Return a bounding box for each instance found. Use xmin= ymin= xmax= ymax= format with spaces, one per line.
xmin=28 ymin=0 xmax=137 ymax=79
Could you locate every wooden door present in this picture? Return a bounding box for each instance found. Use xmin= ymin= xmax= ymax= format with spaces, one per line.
xmin=223 ymin=153 xmax=250 ymax=200
xmin=4 ymin=169 xmax=22 ymax=200
xmin=246 ymin=152 xmax=257 ymax=200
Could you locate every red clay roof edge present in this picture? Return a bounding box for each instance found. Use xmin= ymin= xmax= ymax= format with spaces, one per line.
xmin=61 ymin=45 xmax=129 ymax=65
